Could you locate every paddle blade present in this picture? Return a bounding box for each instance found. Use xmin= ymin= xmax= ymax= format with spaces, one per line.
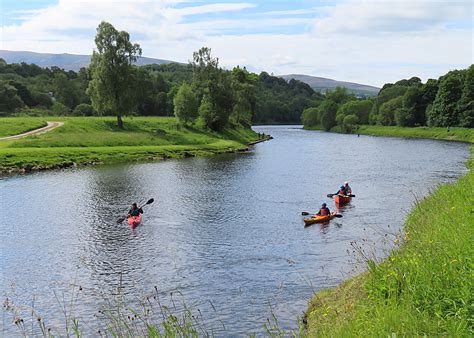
xmin=349 ymin=194 xmax=356 ymax=197
xmin=301 ymin=212 xmax=310 ymax=216
xmin=116 ymin=216 xmax=126 ymax=224
xmin=327 ymin=193 xmax=335 ymax=198
xmin=334 ymin=214 xmax=343 ymax=218
xmin=145 ymin=198 xmax=154 ymax=205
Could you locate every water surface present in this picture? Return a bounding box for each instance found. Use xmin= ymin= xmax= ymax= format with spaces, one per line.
xmin=0 ymin=126 xmax=469 ymax=335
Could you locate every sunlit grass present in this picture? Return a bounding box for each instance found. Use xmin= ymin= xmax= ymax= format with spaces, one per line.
xmin=0 ymin=117 xmax=47 ymax=137
xmin=0 ymin=116 xmax=262 ymax=172
xmin=304 ymin=124 xmax=474 ymax=143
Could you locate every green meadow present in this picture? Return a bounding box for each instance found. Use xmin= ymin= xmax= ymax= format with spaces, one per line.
xmin=0 ymin=116 xmax=262 ymax=172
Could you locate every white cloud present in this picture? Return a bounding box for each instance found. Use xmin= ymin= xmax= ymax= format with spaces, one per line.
xmin=0 ymin=0 xmax=472 ymax=86
xmin=314 ymin=0 xmax=472 ymax=35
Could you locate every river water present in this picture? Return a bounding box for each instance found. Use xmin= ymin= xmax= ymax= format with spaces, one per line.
xmin=0 ymin=126 xmax=470 ymax=335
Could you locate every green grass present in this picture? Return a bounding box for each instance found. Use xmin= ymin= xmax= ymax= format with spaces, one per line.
xmin=305 ymin=147 xmax=474 ymax=336
xmin=0 ymin=116 xmax=261 ymax=172
xmin=304 ymin=124 xmax=474 ymax=143
xmin=357 ymin=125 xmax=474 ymax=143
xmin=0 ymin=117 xmax=47 ymax=137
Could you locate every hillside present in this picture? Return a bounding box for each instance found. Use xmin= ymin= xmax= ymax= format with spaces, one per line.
xmin=280 ymin=74 xmax=380 ymax=96
xmin=0 ymin=50 xmax=176 ymax=71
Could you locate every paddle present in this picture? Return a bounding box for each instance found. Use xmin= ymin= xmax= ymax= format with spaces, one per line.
xmin=301 ymin=211 xmax=342 ymax=218
xmin=327 ymin=193 xmax=356 ymax=198
xmin=116 ymin=198 xmax=154 ymax=224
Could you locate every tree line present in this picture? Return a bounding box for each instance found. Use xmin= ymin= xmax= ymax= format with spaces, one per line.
xmin=302 ymin=65 xmax=474 ymax=131
xmin=0 ymin=21 xmax=319 ymax=129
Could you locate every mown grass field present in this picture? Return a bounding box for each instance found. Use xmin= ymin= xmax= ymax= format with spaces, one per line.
xmin=0 ymin=117 xmax=47 ymax=137
xmin=0 ymin=116 xmax=261 ymax=172
xmin=305 ymin=147 xmax=473 ymax=336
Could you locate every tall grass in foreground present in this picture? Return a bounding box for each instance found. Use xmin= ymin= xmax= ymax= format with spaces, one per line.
xmin=306 ymin=150 xmax=473 ymax=336
xmin=4 ymin=284 xmax=304 ymax=337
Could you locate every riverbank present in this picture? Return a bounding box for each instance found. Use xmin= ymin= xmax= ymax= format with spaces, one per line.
xmin=0 ymin=116 xmax=267 ymax=174
xmin=304 ymin=125 xmax=474 ymax=143
xmin=305 ymin=145 xmax=473 ymax=336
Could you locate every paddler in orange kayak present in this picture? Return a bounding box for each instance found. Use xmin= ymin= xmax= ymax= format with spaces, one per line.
xmin=128 ymin=203 xmax=143 ymax=217
xmin=316 ymin=203 xmax=331 ymax=216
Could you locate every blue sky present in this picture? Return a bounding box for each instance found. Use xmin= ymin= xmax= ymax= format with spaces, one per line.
xmin=1 ymin=0 xmax=472 ymax=86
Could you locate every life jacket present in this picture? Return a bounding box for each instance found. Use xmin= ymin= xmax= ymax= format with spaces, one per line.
xmin=338 ymin=188 xmax=347 ymax=196
xmin=129 ymin=208 xmax=141 ymax=216
xmin=319 ymin=207 xmax=330 ymax=216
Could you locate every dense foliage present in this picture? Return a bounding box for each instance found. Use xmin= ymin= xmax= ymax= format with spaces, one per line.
xmin=0 ymin=61 xmax=316 ymax=127
xmin=302 ymin=65 xmax=474 ymax=130
xmin=0 ymin=23 xmax=319 ymax=127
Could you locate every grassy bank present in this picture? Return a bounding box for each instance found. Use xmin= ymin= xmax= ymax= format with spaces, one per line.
xmin=305 ymin=147 xmax=473 ymax=336
xmin=304 ymin=124 xmax=474 ymax=143
xmin=0 ymin=117 xmax=47 ymax=137
xmin=0 ymin=116 xmax=263 ymax=173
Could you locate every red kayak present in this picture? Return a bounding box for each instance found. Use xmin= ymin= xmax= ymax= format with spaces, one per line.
xmin=334 ymin=194 xmax=352 ymax=206
xmin=127 ymin=214 xmax=142 ymax=228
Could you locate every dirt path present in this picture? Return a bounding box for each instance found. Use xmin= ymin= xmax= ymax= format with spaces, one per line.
xmin=0 ymin=121 xmax=64 ymax=141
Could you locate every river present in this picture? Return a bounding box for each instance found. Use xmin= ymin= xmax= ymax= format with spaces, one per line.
xmin=0 ymin=126 xmax=470 ymax=335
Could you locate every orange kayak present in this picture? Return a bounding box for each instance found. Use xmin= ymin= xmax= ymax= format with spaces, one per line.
xmin=304 ymin=213 xmax=336 ymax=226
xmin=334 ymin=194 xmax=352 ymax=205
xmin=127 ymin=214 xmax=142 ymax=228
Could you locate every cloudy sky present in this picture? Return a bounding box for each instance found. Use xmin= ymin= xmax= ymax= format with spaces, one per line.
xmin=1 ymin=0 xmax=472 ymax=86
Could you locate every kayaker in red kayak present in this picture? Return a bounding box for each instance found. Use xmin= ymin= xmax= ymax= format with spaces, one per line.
xmin=343 ymin=181 xmax=352 ymax=194
xmin=335 ymin=185 xmax=348 ymax=196
xmin=316 ymin=203 xmax=331 ymax=216
xmin=128 ymin=203 xmax=143 ymax=217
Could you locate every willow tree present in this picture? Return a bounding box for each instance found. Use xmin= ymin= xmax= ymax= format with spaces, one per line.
xmin=87 ymin=21 xmax=141 ymax=128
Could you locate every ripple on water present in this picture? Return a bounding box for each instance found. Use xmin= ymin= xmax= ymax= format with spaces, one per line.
xmin=0 ymin=126 xmax=469 ymax=335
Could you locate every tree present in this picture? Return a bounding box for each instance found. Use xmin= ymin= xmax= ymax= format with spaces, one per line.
xmin=0 ymin=82 xmax=24 ymax=113
xmin=378 ymin=96 xmax=403 ymax=126
xmin=54 ymin=72 xmax=79 ymax=109
xmin=319 ymin=100 xmax=338 ymax=131
xmin=342 ymin=114 xmax=359 ymax=133
xmin=191 ymin=47 xmax=233 ymax=130
xmin=427 ymin=70 xmax=464 ymax=127
xmin=337 ymin=100 xmax=373 ymax=125
xmin=8 ymin=81 xmax=35 ymax=107
xmin=301 ymin=107 xmax=320 ymax=126
xmin=401 ymin=86 xmax=424 ymax=126
xmin=198 ymin=93 xmax=216 ymax=128
xmin=370 ymin=85 xmax=409 ymax=124
xmin=456 ymin=65 xmax=474 ymax=127
xmin=87 ymin=21 xmax=142 ymax=128
xmin=326 ymin=86 xmax=353 ymax=105
xmin=231 ymin=67 xmax=256 ymax=126
xmin=174 ymin=83 xmax=198 ymax=124
xmin=73 ymin=103 xmax=95 ymax=116
xmin=395 ymin=107 xmax=415 ymax=127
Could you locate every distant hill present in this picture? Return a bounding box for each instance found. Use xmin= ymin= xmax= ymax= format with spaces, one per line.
xmin=280 ymin=74 xmax=380 ymax=96
xmin=0 ymin=50 xmax=176 ymax=71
